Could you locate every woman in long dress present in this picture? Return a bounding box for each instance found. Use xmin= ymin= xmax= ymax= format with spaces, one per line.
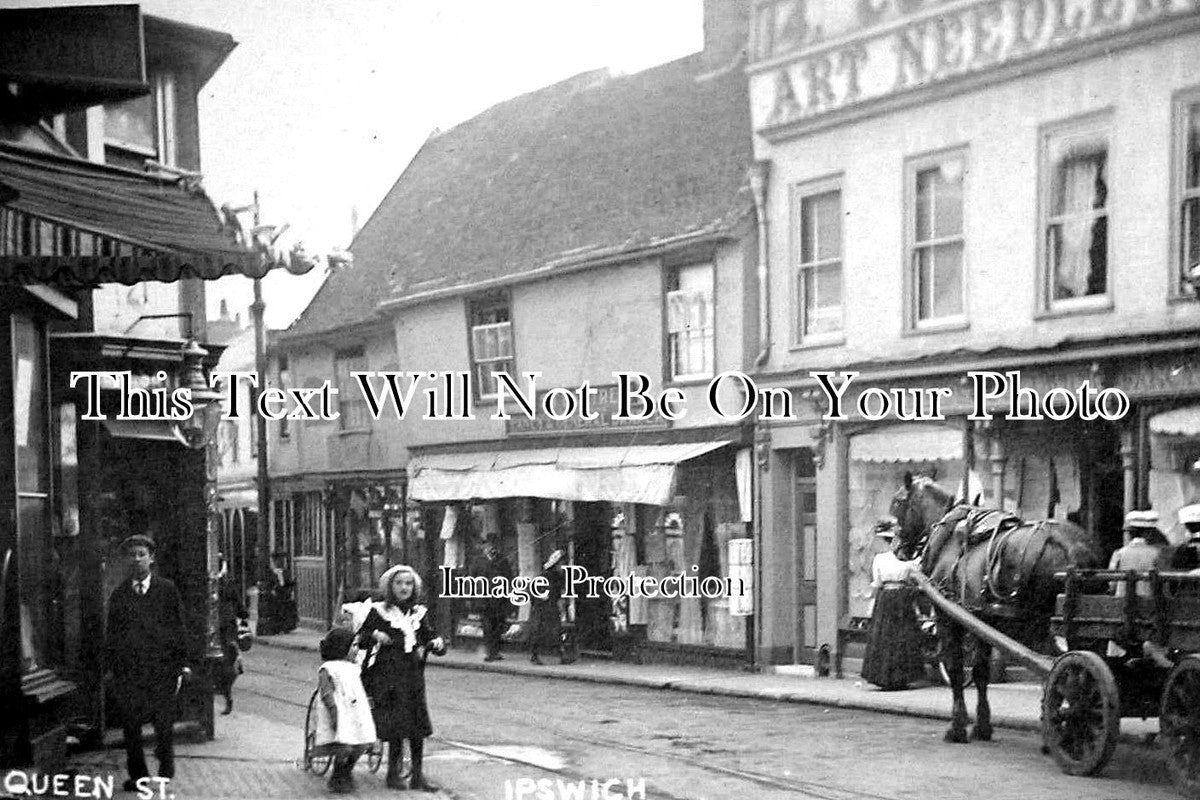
xmin=861 ymin=521 xmax=925 ymax=690
xmin=358 ymin=564 xmax=445 ymax=791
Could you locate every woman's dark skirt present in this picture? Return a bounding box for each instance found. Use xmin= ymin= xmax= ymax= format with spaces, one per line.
xmin=861 ymin=583 xmax=925 ymax=690
xmin=363 ymin=650 xmax=432 ymax=741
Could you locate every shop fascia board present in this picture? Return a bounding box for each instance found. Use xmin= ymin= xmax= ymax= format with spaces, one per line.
xmin=756 ymin=332 xmax=1200 ymax=392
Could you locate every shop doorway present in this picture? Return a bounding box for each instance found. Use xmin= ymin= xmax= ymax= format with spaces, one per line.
xmin=572 ymin=501 xmax=613 ymax=653
xmin=1082 ymin=421 xmax=1124 ymax=555
xmin=792 ymin=449 xmax=818 ymax=665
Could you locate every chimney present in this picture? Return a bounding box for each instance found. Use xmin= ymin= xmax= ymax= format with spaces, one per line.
xmin=702 ymin=0 xmax=751 ymax=70
xmin=219 ymin=297 xmax=230 ymax=321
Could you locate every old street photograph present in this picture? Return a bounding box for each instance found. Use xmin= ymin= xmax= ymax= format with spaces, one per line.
xmin=5 ymin=1 xmax=1200 ymax=799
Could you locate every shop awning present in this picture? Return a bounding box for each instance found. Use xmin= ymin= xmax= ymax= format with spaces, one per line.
xmin=849 ymin=424 xmax=962 ymax=463
xmin=0 ymin=143 xmax=271 ymax=285
xmin=408 ymin=441 xmax=731 ymax=505
xmin=103 ymin=418 xmax=188 ymax=446
xmin=1150 ymin=405 xmax=1200 ymax=437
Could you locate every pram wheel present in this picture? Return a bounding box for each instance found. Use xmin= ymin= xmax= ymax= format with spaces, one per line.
xmin=303 ymin=690 xmax=333 ymax=775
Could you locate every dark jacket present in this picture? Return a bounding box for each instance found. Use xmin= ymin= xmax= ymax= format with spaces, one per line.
xmin=104 ymin=574 xmax=188 ymax=692
xmin=471 ymin=554 xmax=514 ymax=616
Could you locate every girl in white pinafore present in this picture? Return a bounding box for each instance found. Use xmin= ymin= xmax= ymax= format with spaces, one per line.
xmin=314 ymin=627 xmax=377 ymax=794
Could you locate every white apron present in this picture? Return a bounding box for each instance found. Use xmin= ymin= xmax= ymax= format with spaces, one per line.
xmin=314 ymin=659 xmax=377 ymax=748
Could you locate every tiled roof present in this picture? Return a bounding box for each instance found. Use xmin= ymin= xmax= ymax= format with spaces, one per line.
xmin=284 ymin=52 xmax=753 ymax=341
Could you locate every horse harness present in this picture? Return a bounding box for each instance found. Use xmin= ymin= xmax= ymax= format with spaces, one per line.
xmin=929 ymin=505 xmax=1055 ymax=611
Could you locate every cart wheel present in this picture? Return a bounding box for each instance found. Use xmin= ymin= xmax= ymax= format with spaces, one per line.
xmin=303 ymin=691 xmax=333 ymax=775
xmin=1041 ymin=651 xmax=1120 ymax=776
xmin=367 ymin=740 xmax=385 ymax=773
xmin=1161 ymin=655 xmax=1200 ymax=798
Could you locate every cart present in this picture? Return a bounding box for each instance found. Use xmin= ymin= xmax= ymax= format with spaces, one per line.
xmin=913 ymin=568 xmax=1200 ymax=798
xmin=303 ymin=689 xmax=387 ymax=777
xmin=1042 ymin=569 xmax=1200 ymax=796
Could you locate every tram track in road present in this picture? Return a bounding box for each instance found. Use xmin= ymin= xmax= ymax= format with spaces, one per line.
xmin=240 ymin=663 xmax=910 ymax=800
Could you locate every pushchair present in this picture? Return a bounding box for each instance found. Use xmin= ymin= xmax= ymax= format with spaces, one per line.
xmin=303 ymin=690 xmax=386 ymax=776
xmin=302 ymin=596 xmax=394 ymax=778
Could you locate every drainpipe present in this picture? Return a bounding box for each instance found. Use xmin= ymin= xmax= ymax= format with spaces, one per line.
xmin=748 ymin=161 xmax=772 ymax=368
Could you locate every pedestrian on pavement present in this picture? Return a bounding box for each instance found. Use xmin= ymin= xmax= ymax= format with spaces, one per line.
xmin=215 ymin=555 xmax=248 ymax=716
xmin=358 ymin=564 xmax=446 ymax=792
xmin=529 ymin=549 xmax=571 ymax=665
xmin=472 ymin=541 xmax=513 ymax=662
xmin=860 ymin=520 xmax=925 ymax=691
xmin=103 ymin=534 xmax=190 ymax=792
xmin=313 ymin=626 xmax=378 ymax=794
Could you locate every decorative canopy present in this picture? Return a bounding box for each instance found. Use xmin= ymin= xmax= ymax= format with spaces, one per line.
xmin=0 ymin=143 xmax=274 ymax=285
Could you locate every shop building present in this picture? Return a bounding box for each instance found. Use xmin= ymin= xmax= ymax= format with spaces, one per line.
xmin=266 ymin=315 xmax=411 ymax=629
xmin=276 ymin=0 xmax=761 ymax=665
xmin=0 ymin=5 xmax=287 ymax=768
xmin=745 ymin=0 xmax=1200 ymax=668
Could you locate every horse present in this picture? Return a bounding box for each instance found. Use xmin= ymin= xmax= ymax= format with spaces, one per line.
xmin=889 ymin=473 xmax=1104 ymax=744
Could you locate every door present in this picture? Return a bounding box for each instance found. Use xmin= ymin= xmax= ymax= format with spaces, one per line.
xmin=793 ymin=449 xmax=818 ymax=665
xmin=571 ymin=501 xmax=613 ymax=653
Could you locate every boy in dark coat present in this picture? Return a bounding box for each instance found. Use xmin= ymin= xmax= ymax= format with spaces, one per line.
xmin=104 ymin=535 xmax=189 ymax=791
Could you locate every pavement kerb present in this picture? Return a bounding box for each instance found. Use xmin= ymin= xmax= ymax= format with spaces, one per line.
xmin=255 ymin=634 xmax=1156 ymax=744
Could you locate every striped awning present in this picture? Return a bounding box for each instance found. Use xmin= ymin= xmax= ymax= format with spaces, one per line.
xmin=0 ymin=143 xmax=275 ymax=285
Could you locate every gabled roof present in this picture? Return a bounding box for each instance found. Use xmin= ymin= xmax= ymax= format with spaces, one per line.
xmin=284 ymin=52 xmax=753 ymax=342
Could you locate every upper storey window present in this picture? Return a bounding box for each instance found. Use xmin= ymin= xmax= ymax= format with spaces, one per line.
xmin=1041 ymin=114 xmax=1111 ymax=313
xmin=793 ymin=179 xmax=843 ymax=344
xmin=468 ymin=293 xmax=515 ymax=400
xmin=103 ymin=72 xmax=176 ymax=169
xmin=908 ymin=151 xmax=966 ymax=328
xmin=1177 ymin=94 xmax=1200 ymax=295
xmin=666 ymin=262 xmax=715 ymax=381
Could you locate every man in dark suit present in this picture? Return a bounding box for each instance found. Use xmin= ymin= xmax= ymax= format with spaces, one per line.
xmin=104 ymin=535 xmax=189 ymax=791
xmin=473 ymin=542 xmax=513 ymax=662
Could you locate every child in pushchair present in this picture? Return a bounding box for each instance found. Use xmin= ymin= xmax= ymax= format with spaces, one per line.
xmin=306 ymin=627 xmax=379 ymax=793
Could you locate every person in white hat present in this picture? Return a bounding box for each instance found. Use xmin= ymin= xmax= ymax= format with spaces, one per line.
xmin=1109 ymin=510 xmax=1171 ymax=598
xmin=1171 ymin=504 xmax=1200 ymax=571
xmin=1107 ymin=511 xmax=1174 ymax=665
